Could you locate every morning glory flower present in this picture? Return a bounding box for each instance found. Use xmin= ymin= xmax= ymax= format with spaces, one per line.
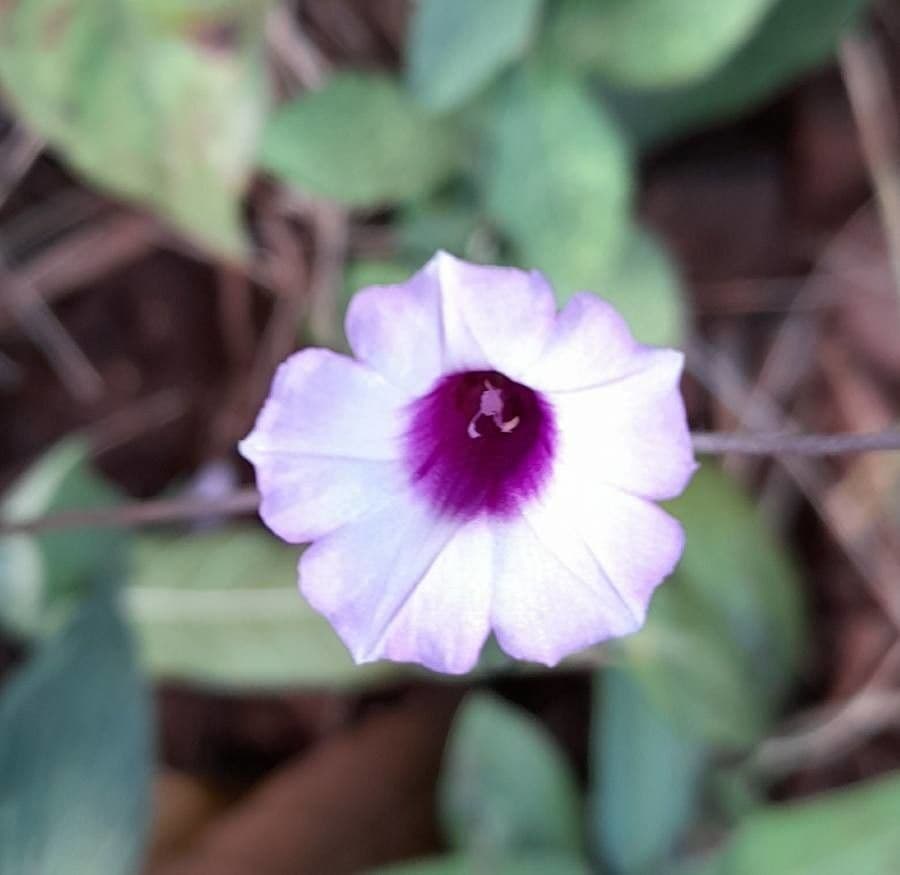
xmin=239 ymin=252 xmax=696 ymax=674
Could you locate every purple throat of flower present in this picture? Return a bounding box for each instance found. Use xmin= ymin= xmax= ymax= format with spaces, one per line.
xmin=404 ymin=369 xmax=557 ymax=519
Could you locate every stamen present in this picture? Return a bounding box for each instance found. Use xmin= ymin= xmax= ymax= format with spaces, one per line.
xmin=467 ymin=380 xmax=520 ymax=439
xmin=480 ymin=380 xmax=504 ymax=416
xmin=405 ymin=368 xmax=556 ymax=519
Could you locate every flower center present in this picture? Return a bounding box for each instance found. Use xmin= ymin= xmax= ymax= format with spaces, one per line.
xmin=404 ymin=370 xmax=556 ymax=519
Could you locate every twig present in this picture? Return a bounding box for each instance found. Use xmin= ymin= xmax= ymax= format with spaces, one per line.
xmin=691 ymin=430 xmax=900 ymax=456
xmin=81 ymin=389 xmax=189 ymax=456
xmin=266 ymin=2 xmax=331 ymax=90
xmin=0 ymin=124 xmax=42 ymax=213
xmin=217 ymin=265 xmax=255 ymax=369
xmin=0 ymin=348 xmax=21 ymax=387
xmin=211 ymin=203 xmax=310 ymax=455
xmin=0 ymin=189 xmax=107 ymax=263
xmin=3 ymin=428 xmax=900 ymax=536
xmin=18 ymin=214 xmax=161 ymax=306
xmin=840 ymin=32 xmax=900 ymax=296
xmin=725 ymin=203 xmax=872 ymax=462
xmin=306 ymin=200 xmax=349 ymax=347
xmin=0 ymin=254 xmax=104 ymax=402
xmin=1 ymin=488 xmax=261 ymax=535
xmin=754 ymin=686 xmax=900 ymax=777
xmin=688 ymin=338 xmax=900 ymax=632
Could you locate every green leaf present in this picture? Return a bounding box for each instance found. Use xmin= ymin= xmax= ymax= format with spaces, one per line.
xmin=592 ymin=667 xmax=707 ymax=874
xmin=406 ymin=0 xmax=542 ymax=112
xmin=439 ymin=692 xmax=582 ymax=858
xmin=0 ymin=440 xmax=127 ymax=637
xmin=605 ymin=0 xmax=869 ymax=148
xmin=548 ymin=0 xmax=777 ymax=88
xmin=720 ymin=771 xmax=900 ymax=874
xmin=590 ymin=224 xmax=686 ymax=347
xmin=620 ymin=465 xmax=804 ymax=747
xmin=670 ymin=465 xmax=805 ymax=704
xmin=125 ymin=527 xmax=402 ymax=689
xmin=370 ymin=853 xmax=591 ymax=875
xmin=261 ymin=73 xmax=458 ymax=207
xmin=0 ymin=594 xmax=152 ymax=875
xmin=622 ymin=580 xmax=766 ymax=748
xmin=0 ymin=0 xmax=269 ymax=257
xmin=398 ymin=196 xmax=487 ymax=263
xmin=0 ymin=536 xmax=43 ymax=637
xmin=485 ymin=66 xmax=632 ymax=297
xmin=671 ymin=856 xmax=725 ymax=875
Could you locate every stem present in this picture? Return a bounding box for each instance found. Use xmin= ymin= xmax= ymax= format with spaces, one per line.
xmin=2 ymin=430 xmax=899 ymax=535
xmin=2 ymin=488 xmax=260 ymax=536
xmin=691 ymin=429 xmax=900 ymax=456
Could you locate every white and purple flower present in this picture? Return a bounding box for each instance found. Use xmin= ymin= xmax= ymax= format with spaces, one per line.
xmin=239 ymin=252 xmax=696 ymax=674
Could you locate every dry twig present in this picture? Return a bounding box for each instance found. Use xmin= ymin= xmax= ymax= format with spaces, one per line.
xmin=840 ymin=32 xmax=900 ymax=296
xmin=3 ymin=427 xmax=900 ymax=536
xmin=0 ymin=254 xmax=104 ymax=402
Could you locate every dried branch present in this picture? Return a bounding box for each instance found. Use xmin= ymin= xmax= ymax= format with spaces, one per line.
xmin=0 ymin=254 xmax=105 ymax=402
xmin=840 ymin=32 xmax=900 ymax=296
xmin=0 ymin=124 xmax=41 ymax=213
xmin=1 ymin=488 xmax=261 ymax=536
xmin=2 ymin=429 xmax=900 ymax=536
xmin=754 ymin=687 xmax=900 ymax=777
xmin=691 ymin=429 xmax=900 ymax=456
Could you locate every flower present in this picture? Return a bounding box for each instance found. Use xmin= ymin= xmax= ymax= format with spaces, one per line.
xmin=239 ymin=252 xmax=696 ymax=674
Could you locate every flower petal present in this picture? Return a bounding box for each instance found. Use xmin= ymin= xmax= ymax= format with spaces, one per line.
xmin=346 ymin=263 xmax=446 ymax=395
xmin=491 ymin=474 xmax=684 ymax=666
xmin=239 ymin=348 xmax=408 ymax=542
xmin=346 ymin=252 xmax=558 ymax=390
xmin=570 ymin=483 xmax=685 ymax=617
xmin=548 ymin=466 xmax=686 ymax=616
xmin=377 ymin=520 xmax=494 ymax=674
xmin=522 ymin=292 xmax=643 ymax=392
xmin=434 ymin=251 xmax=557 ymax=378
xmin=548 ymin=348 xmax=696 ymax=501
xmin=489 ymin=512 xmax=636 ymax=668
xmin=248 ymin=456 xmax=405 ymax=544
xmin=300 ymin=492 xmax=491 ymax=671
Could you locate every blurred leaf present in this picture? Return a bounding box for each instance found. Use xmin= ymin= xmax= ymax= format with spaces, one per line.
xmin=262 ymin=74 xmax=458 ymax=207
xmin=0 ymin=536 xmax=43 ymax=638
xmin=548 ymin=0 xmax=776 ymax=88
xmin=587 ymin=223 xmax=686 ymax=347
xmin=406 ymin=0 xmax=542 ymax=112
xmin=671 ymin=856 xmax=725 ymax=875
xmin=0 ymin=0 xmax=269 ymax=257
xmin=712 ymin=762 xmax=766 ymax=823
xmin=605 ymin=0 xmax=869 ymax=148
xmin=0 ymin=440 xmax=127 ymax=637
xmin=718 ymin=771 xmax=900 ymax=873
xmin=0 ymin=594 xmax=152 ymax=875
xmin=623 ymin=580 xmax=766 ymax=748
xmin=399 ymin=197 xmax=487 ymax=263
xmin=621 ymin=466 xmax=804 ymax=747
xmin=439 ymin=692 xmax=582 ymax=858
xmin=486 ymin=65 xmax=632 ymax=297
xmin=371 ymin=853 xmax=591 ymax=875
xmin=592 ymin=667 xmax=707 ymax=874
xmin=126 ymin=527 xmax=401 ymax=689
xmin=670 ymin=465 xmax=805 ymax=704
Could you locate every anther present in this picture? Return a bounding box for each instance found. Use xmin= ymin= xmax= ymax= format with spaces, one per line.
xmin=467 ymin=381 xmax=520 ymax=438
